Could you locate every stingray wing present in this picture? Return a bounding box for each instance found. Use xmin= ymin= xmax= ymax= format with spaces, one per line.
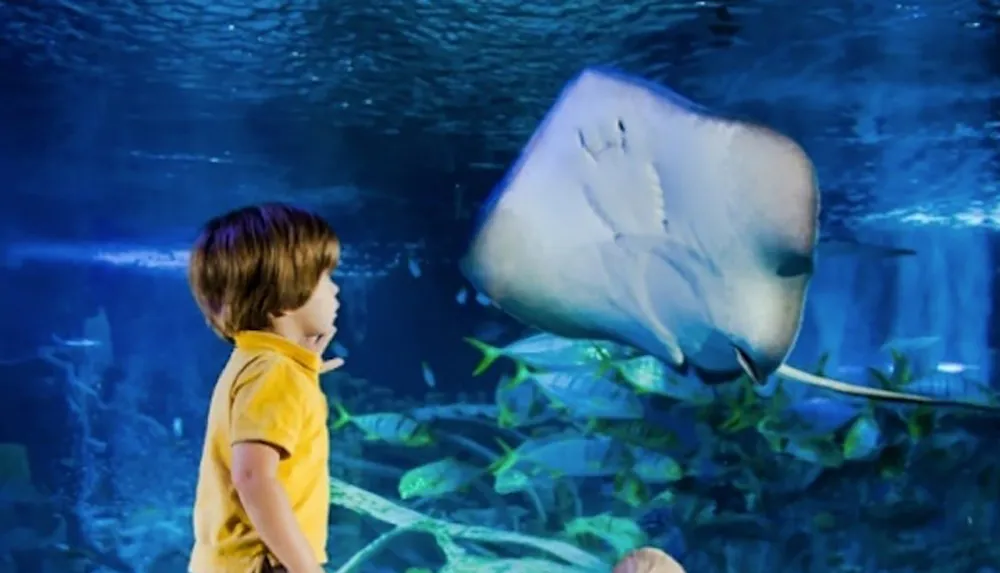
xmin=463 ymin=68 xmax=817 ymax=373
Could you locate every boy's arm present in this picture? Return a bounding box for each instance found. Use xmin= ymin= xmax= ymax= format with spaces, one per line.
xmin=232 ymin=442 xmax=321 ymax=573
xmin=229 ymin=359 xmax=322 ymax=573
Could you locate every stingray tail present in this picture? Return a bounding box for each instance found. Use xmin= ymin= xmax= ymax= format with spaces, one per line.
xmin=774 ymin=364 xmax=1000 ymax=413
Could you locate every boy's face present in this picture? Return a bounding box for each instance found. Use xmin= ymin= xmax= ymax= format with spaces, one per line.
xmin=275 ymin=272 xmax=340 ymax=350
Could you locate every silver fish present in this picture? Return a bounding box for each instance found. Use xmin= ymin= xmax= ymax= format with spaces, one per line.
xmin=496 ymin=435 xmax=632 ymax=478
xmin=531 ymin=370 xmax=643 ymax=420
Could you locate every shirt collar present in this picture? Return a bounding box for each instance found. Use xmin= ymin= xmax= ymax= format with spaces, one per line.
xmin=233 ymin=331 xmax=321 ymax=374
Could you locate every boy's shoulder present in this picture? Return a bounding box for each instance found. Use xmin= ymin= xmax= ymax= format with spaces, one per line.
xmin=219 ymin=345 xmax=323 ymax=408
xmin=223 ymin=346 xmax=299 ymax=391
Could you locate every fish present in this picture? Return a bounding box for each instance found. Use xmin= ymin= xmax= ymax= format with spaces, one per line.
xmin=330 ymin=403 xmax=434 ymax=446
xmin=842 ymin=415 xmax=882 ymax=460
xmin=627 ymin=447 xmax=684 ymax=483
xmin=530 ymin=370 xmax=644 ymax=421
xmin=459 ymin=66 xmax=999 ymax=411
xmin=492 ymin=435 xmax=648 ymax=505
xmin=615 ymin=355 xmax=715 ymax=405
xmin=398 ymin=458 xmax=483 ymax=499
xmin=465 ymin=333 xmax=633 ymax=376
xmin=407 ymin=257 xmax=422 ymax=277
xmin=494 ymin=375 xmax=553 ymax=427
xmin=493 ymin=467 xmax=553 ymax=495
xmin=491 ymin=435 xmax=634 ymax=479
xmin=421 ymin=361 xmax=437 ymax=388
xmin=456 ymin=287 xmax=469 ymax=305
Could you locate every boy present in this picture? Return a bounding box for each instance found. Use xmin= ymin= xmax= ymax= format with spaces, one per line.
xmin=187 ymin=203 xmax=344 ymax=573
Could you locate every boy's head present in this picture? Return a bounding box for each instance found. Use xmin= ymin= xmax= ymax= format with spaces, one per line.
xmin=188 ymin=203 xmax=341 ymax=343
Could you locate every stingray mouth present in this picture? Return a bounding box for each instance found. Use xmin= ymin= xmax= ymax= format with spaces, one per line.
xmin=733 ymin=345 xmax=764 ymax=385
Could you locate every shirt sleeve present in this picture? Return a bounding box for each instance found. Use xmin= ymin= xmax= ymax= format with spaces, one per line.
xmin=229 ymin=356 xmax=304 ymax=459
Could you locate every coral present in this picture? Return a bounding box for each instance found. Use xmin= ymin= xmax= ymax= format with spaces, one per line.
xmin=328 ymin=476 xmax=607 ymax=572
xmin=34 ymin=308 xmax=197 ymax=571
xmin=37 ymin=309 xmax=114 ymax=545
xmin=330 ymin=524 xmax=412 ymax=573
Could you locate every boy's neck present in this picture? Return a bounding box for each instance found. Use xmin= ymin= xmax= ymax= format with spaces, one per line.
xmin=266 ymin=323 xmax=312 ymax=352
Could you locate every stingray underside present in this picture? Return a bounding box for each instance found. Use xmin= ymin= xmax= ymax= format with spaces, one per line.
xmin=459 ymin=67 xmax=987 ymax=409
xmin=464 ymin=67 xmax=814 ymax=363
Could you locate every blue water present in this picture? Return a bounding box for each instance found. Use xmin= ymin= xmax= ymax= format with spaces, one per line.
xmin=1 ymin=2 xmax=999 ymax=573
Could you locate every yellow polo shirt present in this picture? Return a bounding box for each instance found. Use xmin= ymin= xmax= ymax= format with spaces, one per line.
xmin=189 ymin=331 xmax=330 ymax=573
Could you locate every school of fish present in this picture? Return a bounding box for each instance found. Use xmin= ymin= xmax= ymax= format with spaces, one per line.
xmin=326 ymin=329 xmax=1000 ymax=572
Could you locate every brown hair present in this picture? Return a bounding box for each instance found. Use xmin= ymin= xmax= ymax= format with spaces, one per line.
xmin=188 ymin=203 xmax=340 ymax=341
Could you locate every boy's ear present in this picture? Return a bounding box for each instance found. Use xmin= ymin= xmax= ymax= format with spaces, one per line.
xmin=268 ymin=310 xmax=292 ymax=330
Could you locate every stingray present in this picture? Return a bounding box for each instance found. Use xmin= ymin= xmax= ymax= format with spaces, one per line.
xmin=460 ymin=67 xmax=997 ymax=412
